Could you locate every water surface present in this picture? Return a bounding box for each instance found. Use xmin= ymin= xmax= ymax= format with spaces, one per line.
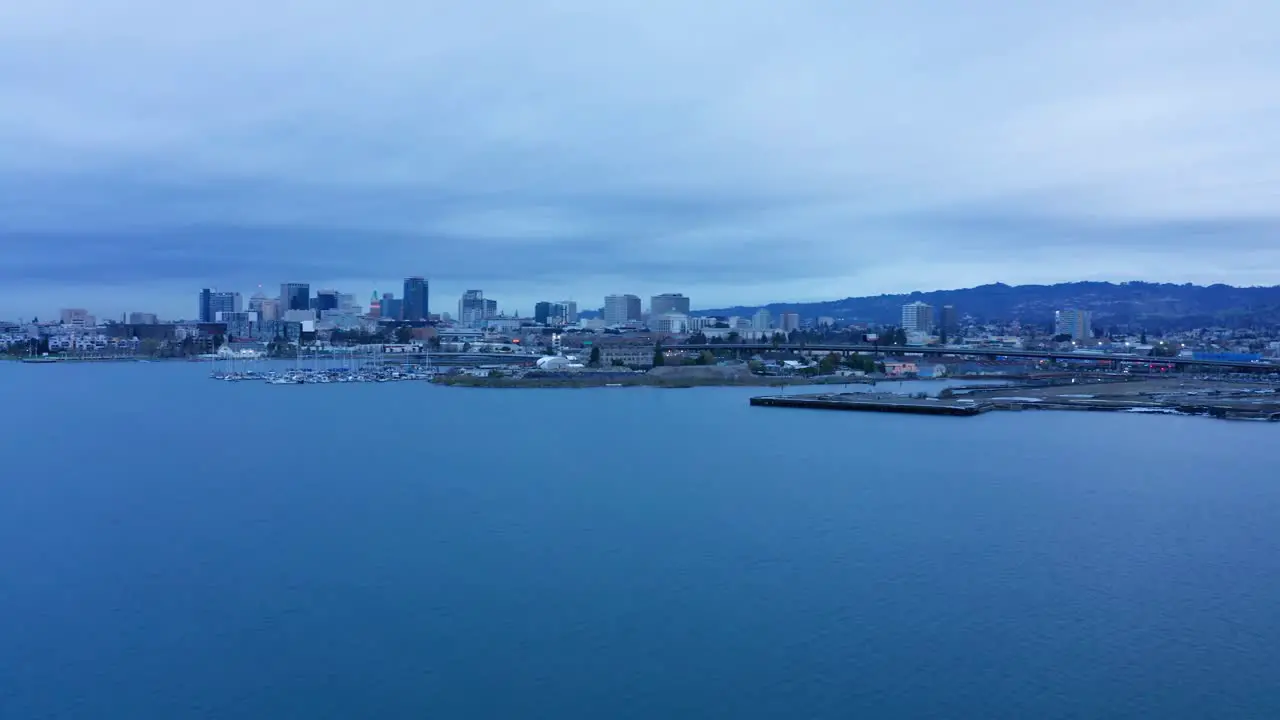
xmin=2 ymin=361 xmax=1278 ymax=718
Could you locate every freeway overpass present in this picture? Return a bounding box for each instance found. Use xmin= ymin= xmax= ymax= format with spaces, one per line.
xmin=676 ymin=344 xmax=1280 ymax=372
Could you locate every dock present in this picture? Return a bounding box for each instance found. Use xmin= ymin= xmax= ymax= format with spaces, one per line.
xmin=751 ymin=379 xmax=1280 ymax=422
xmin=750 ymin=393 xmax=986 ymax=416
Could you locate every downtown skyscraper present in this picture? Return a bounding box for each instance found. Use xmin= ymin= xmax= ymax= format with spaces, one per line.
xmin=402 ymin=277 xmax=429 ymax=322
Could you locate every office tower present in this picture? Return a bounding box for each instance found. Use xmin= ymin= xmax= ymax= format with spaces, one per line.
xmin=128 ymin=312 xmax=158 ymax=325
xmin=280 ymin=283 xmax=310 ymax=312
xmin=779 ymin=312 xmax=800 ymax=332
xmin=254 ymin=298 xmax=280 ymax=322
xmin=940 ymin=305 xmax=959 ymax=338
xmin=381 ymin=293 xmax=402 ymax=320
xmin=535 ymin=301 xmax=552 ymax=325
xmin=559 ymin=301 xmax=578 ymax=324
xmin=752 ymin=308 xmax=772 ymax=331
xmin=199 ymin=288 xmax=213 ymax=323
xmin=1055 ymin=309 xmax=1093 ymax=340
xmin=482 ymin=298 xmax=496 ymax=320
xmin=315 ymin=289 xmax=340 ymax=314
xmin=603 ymin=294 xmax=641 ymax=325
xmin=651 ymin=293 xmax=691 ymax=317
xmin=209 ymin=291 xmax=242 ymax=319
xmin=403 ymin=277 xmax=429 ymax=321
xmin=458 ymin=290 xmax=486 ymax=326
xmin=901 ymin=301 xmax=934 ymax=333
xmin=369 ymin=292 xmax=382 ymax=317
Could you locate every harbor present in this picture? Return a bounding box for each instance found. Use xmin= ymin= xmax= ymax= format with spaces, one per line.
xmin=751 ymin=378 xmax=1280 ymax=421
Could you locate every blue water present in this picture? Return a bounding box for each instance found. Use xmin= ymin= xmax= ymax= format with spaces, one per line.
xmin=2 ymin=361 xmax=1279 ymax=719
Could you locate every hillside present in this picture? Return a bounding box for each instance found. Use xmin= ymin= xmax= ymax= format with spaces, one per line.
xmin=697 ymin=282 xmax=1280 ymax=330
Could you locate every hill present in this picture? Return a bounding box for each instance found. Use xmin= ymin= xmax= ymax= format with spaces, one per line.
xmin=697 ymin=282 xmax=1280 ymax=331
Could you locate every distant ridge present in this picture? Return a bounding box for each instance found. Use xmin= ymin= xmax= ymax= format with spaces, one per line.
xmin=695 ymin=281 xmax=1280 ymax=330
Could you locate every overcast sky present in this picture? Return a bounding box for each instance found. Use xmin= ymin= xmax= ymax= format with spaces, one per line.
xmin=3 ymin=1 xmax=1279 ymax=319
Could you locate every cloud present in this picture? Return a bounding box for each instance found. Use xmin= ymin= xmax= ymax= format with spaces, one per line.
xmin=1 ymin=0 xmax=1278 ymax=318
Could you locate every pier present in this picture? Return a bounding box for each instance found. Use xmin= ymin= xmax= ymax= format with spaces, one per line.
xmin=750 ymin=393 xmax=987 ymax=416
xmin=751 ymin=378 xmax=1280 ymax=421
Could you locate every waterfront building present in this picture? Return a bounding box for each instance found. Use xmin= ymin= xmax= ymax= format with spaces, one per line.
xmin=603 ymin=294 xmax=642 ymax=325
xmin=216 ymin=311 xmax=259 ymax=340
xmin=403 ymin=277 xmax=429 ymax=321
xmin=1055 ymin=309 xmax=1094 ymax=341
xmin=901 ymin=301 xmax=934 ymax=334
xmin=199 ymin=289 xmax=213 ymax=323
xmin=280 ymin=283 xmax=310 ymax=312
xmin=650 ymin=293 xmax=691 ymax=317
xmin=751 ymin=308 xmax=772 ymax=332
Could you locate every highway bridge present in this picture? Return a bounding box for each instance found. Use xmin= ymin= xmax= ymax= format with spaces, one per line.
xmin=676 ymin=344 xmax=1280 ymax=372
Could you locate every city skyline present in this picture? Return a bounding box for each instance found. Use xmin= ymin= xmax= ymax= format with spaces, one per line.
xmin=3 ymin=2 xmax=1280 ymax=319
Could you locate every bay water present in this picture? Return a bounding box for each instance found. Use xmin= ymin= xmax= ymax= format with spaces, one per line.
xmin=2 ymin=361 xmax=1279 ymax=718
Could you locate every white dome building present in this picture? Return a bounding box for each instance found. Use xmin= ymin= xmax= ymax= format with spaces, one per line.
xmin=536 ymin=355 xmax=572 ymax=370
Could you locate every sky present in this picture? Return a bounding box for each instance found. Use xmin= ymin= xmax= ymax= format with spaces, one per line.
xmin=3 ymin=0 xmax=1280 ymax=320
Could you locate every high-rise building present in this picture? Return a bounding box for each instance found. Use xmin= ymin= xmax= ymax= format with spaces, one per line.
xmin=940 ymin=305 xmax=959 ymax=338
xmin=255 ymin=298 xmax=280 ymax=322
xmin=458 ymin=290 xmax=486 ymax=326
xmin=752 ymin=308 xmax=772 ymax=331
xmin=369 ymin=292 xmax=382 ymax=317
xmin=315 ymin=290 xmax=340 ymax=314
xmin=403 ymin=277 xmax=429 ymax=321
xmin=128 ymin=312 xmax=158 ymax=325
xmin=483 ymin=298 xmax=496 ymax=320
xmin=281 ymin=283 xmax=310 ymax=312
xmin=559 ymin=301 xmax=578 ymax=324
xmin=381 ymin=293 xmax=402 ymax=320
xmin=199 ymin=288 xmax=213 ymax=323
xmin=209 ymin=291 xmax=242 ymax=319
xmin=603 ymin=294 xmax=641 ymax=325
xmin=534 ymin=301 xmax=553 ymax=325
xmin=651 ymin=293 xmax=691 ymax=317
xmin=901 ymin=301 xmax=934 ymax=333
xmin=779 ymin=312 xmax=801 ymax=332
xmin=1055 ymin=309 xmax=1093 ymax=340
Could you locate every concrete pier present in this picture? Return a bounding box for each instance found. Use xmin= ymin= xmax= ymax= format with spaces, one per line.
xmin=751 ymin=378 xmax=1280 ymax=421
xmin=750 ymin=393 xmax=987 ymax=416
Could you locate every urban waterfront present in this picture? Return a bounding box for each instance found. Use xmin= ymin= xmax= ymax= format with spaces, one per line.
xmin=3 ymin=362 xmax=1279 ymax=719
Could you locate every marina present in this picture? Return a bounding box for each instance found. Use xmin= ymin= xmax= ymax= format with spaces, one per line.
xmin=207 ymin=348 xmax=436 ymax=384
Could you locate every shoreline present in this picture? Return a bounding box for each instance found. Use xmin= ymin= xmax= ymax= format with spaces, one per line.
xmin=430 ymin=373 xmax=879 ymax=389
